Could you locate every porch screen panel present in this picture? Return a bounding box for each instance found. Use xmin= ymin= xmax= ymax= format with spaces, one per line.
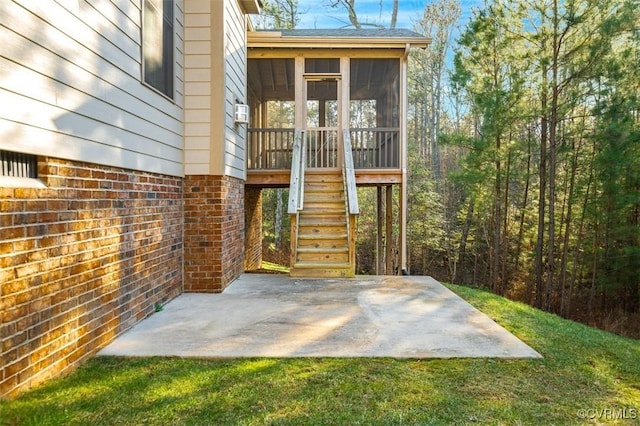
xmin=247 ymin=59 xmax=295 ymax=170
xmin=350 ymin=58 xmax=400 ymax=169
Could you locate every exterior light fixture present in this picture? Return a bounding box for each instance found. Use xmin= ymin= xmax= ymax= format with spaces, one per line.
xmin=235 ymin=103 xmax=249 ymax=124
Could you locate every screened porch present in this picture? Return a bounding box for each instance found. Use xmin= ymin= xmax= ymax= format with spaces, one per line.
xmin=246 ymin=57 xmax=401 ymax=174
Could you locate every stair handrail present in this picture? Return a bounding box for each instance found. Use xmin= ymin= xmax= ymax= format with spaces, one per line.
xmin=342 ymin=130 xmax=359 ymax=214
xmin=288 ymin=129 xmax=306 ymax=214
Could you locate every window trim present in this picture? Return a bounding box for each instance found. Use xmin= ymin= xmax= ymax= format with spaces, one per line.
xmin=141 ymin=0 xmax=175 ymax=100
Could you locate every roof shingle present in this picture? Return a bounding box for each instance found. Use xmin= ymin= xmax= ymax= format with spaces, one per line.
xmin=276 ymin=28 xmax=426 ymax=39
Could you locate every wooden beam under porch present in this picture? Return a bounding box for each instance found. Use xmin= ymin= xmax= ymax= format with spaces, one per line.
xmin=245 ymin=169 xmax=402 ymax=187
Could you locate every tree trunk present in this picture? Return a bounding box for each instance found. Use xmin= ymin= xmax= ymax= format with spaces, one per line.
xmin=390 ymin=0 xmax=398 ymax=28
xmin=516 ymin=126 xmax=532 ymax=276
xmin=494 ymin=135 xmax=502 ymax=294
xmin=502 ymin=145 xmax=511 ymax=295
xmin=275 ymin=188 xmax=283 ymax=250
xmin=457 ymin=199 xmax=474 ymax=283
xmin=545 ymin=0 xmax=560 ymax=312
xmin=535 ymin=113 xmax=548 ymax=309
xmin=559 ymin=137 xmax=579 ymax=316
xmin=568 ymin=150 xmax=594 ymax=319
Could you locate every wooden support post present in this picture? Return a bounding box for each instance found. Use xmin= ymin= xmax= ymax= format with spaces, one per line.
xmin=377 ymin=186 xmax=384 ymax=275
xmin=386 ymin=185 xmax=394 ymax=275
xmin=318 ymin=99 xmax=326 ymax=127
xmin=295 ymin=57 xmax=305 ymax=130
xmin=349 ymin=214 xmax=357 ymax=276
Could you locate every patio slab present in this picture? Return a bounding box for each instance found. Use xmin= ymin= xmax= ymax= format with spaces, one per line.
xmin=98 ymin=274 xmax=542 ymax=359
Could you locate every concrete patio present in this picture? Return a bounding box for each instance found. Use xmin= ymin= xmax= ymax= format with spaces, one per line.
xmin=98 ymin=274 xmax=542 ymax=359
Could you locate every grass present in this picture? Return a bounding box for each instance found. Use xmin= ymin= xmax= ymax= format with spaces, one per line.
xmin=245 ymin=261 xmax=290 ymax=274
xmin=261 ymin=261 xmax=290 ymax=273
xmin=1 ymin=283 xmax=639 ymax=425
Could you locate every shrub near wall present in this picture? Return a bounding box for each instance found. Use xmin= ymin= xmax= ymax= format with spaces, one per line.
xmin=0 ymin=157 xmax=183 ymax=398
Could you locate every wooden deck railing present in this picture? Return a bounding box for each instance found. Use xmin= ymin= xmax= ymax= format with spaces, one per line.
xmin=304 ymin=128 xmax=339 ymax=168
xmin=349 ymin=127 xmax=399 ymax=168
xmin=288 ymin=130 xmax=306 ymax=270
xmin=342 ymin=130 xmax=359 ymax=215
xmin=343 ymin=130 xmax=359 ymax=274
xmin=247 ymin=128 xmax=296 ymax=170
xmin=248 ymin=127 xmax=399 ymax=170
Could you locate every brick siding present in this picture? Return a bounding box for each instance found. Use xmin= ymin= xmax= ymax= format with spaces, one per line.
xmin=0 ymin=157 xmax=183 ymax=398
xmin=184 ymin=175 xmax=245 ymax=292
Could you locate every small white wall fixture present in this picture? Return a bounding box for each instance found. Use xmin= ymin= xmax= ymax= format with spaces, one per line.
xmin=235 ymin=103 xmax=250 ymax=124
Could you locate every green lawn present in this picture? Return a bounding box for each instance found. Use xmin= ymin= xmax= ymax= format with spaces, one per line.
xmin=2 ymin=283 xmax=639 ymax=425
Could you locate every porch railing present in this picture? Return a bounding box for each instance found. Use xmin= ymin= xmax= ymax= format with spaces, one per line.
xmin=342 ymin=130 xmax=359 ymax=215
xmin=305 ymin=128 xmax=338 ymax=168
xmin=288 ymin=130 xmax=306 ymax=268
xmin=247 ymin=127 xmax=399 ymax=170
xmin=349 ymin=127 xmax=399 ymax=169
xmin=247 ymin=128 xmax=296 ymax=170
xmin=287 ymin=130 xmax=306 ymax=214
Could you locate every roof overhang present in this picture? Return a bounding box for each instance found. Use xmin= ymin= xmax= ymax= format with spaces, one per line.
xmin=239 ymin=0 xmax=262 ymax=14
xmin=248 ymin=30 xmax=430 ymax=50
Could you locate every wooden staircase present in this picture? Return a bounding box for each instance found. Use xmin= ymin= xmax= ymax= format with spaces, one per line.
xmin=290 ymin=169 xmax=355 ymax=278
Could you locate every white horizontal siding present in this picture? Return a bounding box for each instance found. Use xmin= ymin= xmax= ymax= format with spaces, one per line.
xmin=0 ymin=0 xmax=184 ymax=177
xmin=223 ymin=0 xmax=247 ymax=180
xmin=181 ymin=0 xmax=250 ymax=179
xmin=183 ymin=0 xmax=211 ymax=175
xmin=174 ymin=0 xmax=185 ymax=108
xmin=0 ymin=88 xmax=180 ymax=161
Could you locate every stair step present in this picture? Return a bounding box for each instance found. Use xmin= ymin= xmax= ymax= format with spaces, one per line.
xmin=299 ymin=225 xmax=348 ymax=235
xmin=291 ymin=170 xmax=353 ymax=278
xmin=301 ymin=207 xmax=345 ymax=214
xmin=304 ymin=184 xmax=343 ymax=193
xmin=298 ymin=233 xmax=348 ymax=249
xmin=297 ymin=247 xmax=348 ymax=254
xmin=299 ymin=233 xmax=348 ymax=240
xmin=304 ymin=172 xmax=342 ymax=182
xmin=298 ymin=223 xmax=347 ymax=230
xmin=289 ymin=266 xmax=354 ymax=278
xmin=299 ymin=216 xmax=347 ymax=225
xmin=304 ymin=192 xmax=344 ymax=198
xmin=296 ymin=251 xmax=349 ymax=263
xmin=294 ymin=261 xmax=349 ymax=269
xmin=297 ymin=239 xmax=348 ymax=250
xmin=300 ymin=209 xmax=346 ymax=216
xmin=290 ymin=260 xmax=354 ymax=278
xmin=303 ymin=193 xmax=345 ymax=202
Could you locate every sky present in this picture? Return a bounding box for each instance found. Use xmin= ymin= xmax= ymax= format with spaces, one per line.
xmin=294 ymin=0 xmax=483 ymax=33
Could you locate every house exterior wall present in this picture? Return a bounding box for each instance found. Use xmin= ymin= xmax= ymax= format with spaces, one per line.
xmin=183 ymin=0 xmax=248 ymax=178
xmin=222 ymin=0 xmax=249 ymax=180
xmin=0 ymin=0 xmax=186 ymax=398
xmin=0 ymin=0 xmax=185 ymax=177
xmin=183 ymin=0 xmax=213 ymax=175
xmin=0 ymin=157 xmax=183 ymax=398
xmin=1 ymin=0 xmax=262 ymax=397
xmin=182 ymin=0 xmax=252 ymax=291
